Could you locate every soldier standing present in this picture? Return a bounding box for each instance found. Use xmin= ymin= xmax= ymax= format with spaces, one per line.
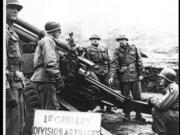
xmin=85 ymin=34 xmax=113 ymax=112
xmin=109 ymin=35 xmax=145 ymax=122
xmin=86 ymin=34 xmax=111 ymax=85
xmin=30 ymin=21 xmax=64 ymax=110
xmin=149 ymin=68 xmax=179 ymax=135
xmin=6 ymin=0 xmax=25 ymax=135
xmin=66 ymin=32 xmax=76 ymax=48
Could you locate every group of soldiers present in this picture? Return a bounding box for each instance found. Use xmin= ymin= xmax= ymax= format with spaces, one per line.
xmin=6 ymin=0 xmax=179 ymax=135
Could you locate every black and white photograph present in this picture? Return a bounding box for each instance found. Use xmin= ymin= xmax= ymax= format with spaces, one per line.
xmin=4 ymin=0 xmax=179 ymax=135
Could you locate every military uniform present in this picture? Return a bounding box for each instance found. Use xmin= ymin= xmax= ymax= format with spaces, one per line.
xmin=86 ymin=45 xmax=111 ymax=86
xmin=150 ymin=82 xmax=179 ymax=135
xmin=111 ymin=43 xmax=144 ymax=118
xmin=30 ymin=34 xmax=61 ymax=109
xmin=6 ymin=23 xmax=24 ymax=135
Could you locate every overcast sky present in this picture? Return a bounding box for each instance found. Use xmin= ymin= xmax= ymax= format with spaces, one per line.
xmin=16 ymin=0 xmax=178 ymax=33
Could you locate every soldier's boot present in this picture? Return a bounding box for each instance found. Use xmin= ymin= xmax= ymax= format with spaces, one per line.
xmin=123 ymin=112 xmax=130 ymax=122
xmin=133 ymin=112 xmax=146 ymax=123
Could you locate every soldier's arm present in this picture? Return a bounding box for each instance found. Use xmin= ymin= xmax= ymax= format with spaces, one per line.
xmin=159 ymin=87 xmax=178 ymax=110
xmin=151 ymin=88 xmax=178 ymax=111
xmin=85 ymin=48 xmax=92 ymax=61
xmin=110 ymin=48 xmax=119 ymax=78
xmin=136 ymin=47 xmax=144 ymax=76
xmin=107 ymin=49 xmax=111 ymax=73
xmin=42 ymin=39 xmax=60 ymax=78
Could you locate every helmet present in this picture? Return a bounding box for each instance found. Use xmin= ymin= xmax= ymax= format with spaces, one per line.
xmin=89 ymin=34 xmax=101 ymax=40
xmin=6 ymin=0 xmax=23 ymax=11
xmin=45 ymin=21 xmax=61 ymax=33
xmin=116 ymin=35 xmax=128 ymax=41
xmin=158 ymin=68 xmax=176 ymax=83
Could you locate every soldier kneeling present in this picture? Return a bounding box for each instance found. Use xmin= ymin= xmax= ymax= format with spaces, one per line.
xmin=149 ymin=68 xmax=179 ymax=135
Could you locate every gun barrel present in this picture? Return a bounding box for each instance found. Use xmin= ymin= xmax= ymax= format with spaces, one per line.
xmin=79 ymin=68 xmax=152 ymax=114
xmin=14 ymin=17 xmax=45 ymax=38
xmin=53 ymin=39 xmax=70 ymax=51
xmin=78 ymin=68 xmax=125 ymax=103
xmin=77 ymin=57 xmax=95 ymax=68
xmin=13 ymin=24 xmax=38 ymax=42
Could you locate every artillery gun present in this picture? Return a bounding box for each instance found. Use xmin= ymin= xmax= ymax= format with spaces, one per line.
xmin=13 ymin=17 xmax=152 ymax=114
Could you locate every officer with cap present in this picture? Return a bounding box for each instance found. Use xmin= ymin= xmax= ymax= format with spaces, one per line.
xmin=6 ymin=0 xmax=25 ymax=135
xmin=30 ymin=21 xmax=64 ymax=110
xmin=109 ymin=34 xmax=145 ymax=122
xmin=85 ymin=34 xmax=114 ymax=113
xmin=149 ymin=68 xmax=179 ymax=135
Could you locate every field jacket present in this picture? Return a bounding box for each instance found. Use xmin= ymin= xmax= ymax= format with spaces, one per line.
xmin=86 ymin=45 xmax=111 ymax=76
xmin=151 ymin=82 xmax=179 ymax=111
xmin=111 ymin=44 xmax=143 ymax=82
xmin=31 ymin=35 xmax=60 ymax=82
xmin=6 ymin=24 xmax=23 ymax=89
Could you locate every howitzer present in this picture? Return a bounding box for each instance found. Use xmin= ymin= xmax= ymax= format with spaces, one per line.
xmin=77 ymin=68 xmax=152 ymax=114
xmin=13 ymin=17 xmax=152 ymax=114
xmin=53 ymin=38 xmax=152 ymax=114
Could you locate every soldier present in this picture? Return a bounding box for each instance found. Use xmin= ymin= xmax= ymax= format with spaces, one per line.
xmin=85 ymin=34 xmax=113 ymax=112
xmin=149 ymin=68 xmax=179 ymax=135
xmin=66 ymin=32 xmax=76 ymax=48
xmin=6 ymin=0 xmax=25 ymax=135
xmin=109 ymin=35 xmax=145 ymax=122
xmin=30 ymin=21 xmax=64 ymax=110
xmin=86 ymin=34 xmax=111 ymax=85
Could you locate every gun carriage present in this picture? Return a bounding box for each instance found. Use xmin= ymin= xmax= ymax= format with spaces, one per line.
xmin=13 ymin=18 xmax=152 ymax=114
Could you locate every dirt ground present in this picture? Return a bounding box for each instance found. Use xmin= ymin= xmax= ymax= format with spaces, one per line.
xmin=101 ymin=110 xmax=156 ymax=135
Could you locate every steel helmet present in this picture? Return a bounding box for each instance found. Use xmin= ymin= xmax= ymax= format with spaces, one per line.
xmin=89 ymin=34 xmax=101 ymax=40
xmin=116 ymin=35 xmax=128 ymax=41
xmin=6 ymin=0 xmax=23 ymax=11
xmin=158 ymin=68 xmax=176 ymax=83
xmin=45 ymin=21 xmax=61 ymax=33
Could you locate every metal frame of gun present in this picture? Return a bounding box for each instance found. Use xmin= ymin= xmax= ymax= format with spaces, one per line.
xmin=78 ymin=68 xmax=152 ymax=114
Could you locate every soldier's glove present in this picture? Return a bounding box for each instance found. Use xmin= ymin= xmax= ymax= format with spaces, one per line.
xmin=15 ymin=71 xmax=26 ymax=87
xmin=15 ymin=71 xmax=24 ymax=80
xmin=109 ymin=78 xmax=114 ymax=84
xmin=55 ymin=76 xmax=65 ymax=93
xmin=138 ymin=75 xmax=144 ymax=81
xmin=6 ymin=89 xmax=18 ymax=109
